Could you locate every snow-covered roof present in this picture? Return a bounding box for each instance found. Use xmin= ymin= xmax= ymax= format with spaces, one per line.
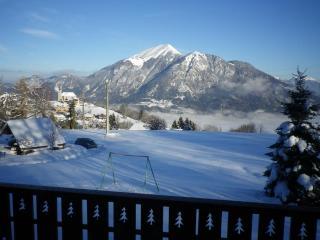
xmin=54 ymin=114 xmax=67 ymax=121
xmin=84 ymin=113 xmax=94 ymax=118
xmin=50 ymin=101 xmax=68 ymax=108
xmin=3 ymin=118 xmax=65 ymax=149
xmin=61 ymin=92 xmax=77 ymax=98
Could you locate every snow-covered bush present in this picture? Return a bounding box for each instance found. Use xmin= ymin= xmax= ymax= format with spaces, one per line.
xmin=171 ymin=117 xmax=197 ymax=130
xmin=148 ymin=116 xmax=167 ymax=130
xmin=264 ymin=70 xmax=320 ymax=206
xmin=230 ymin=123 xmax=257 ymax=133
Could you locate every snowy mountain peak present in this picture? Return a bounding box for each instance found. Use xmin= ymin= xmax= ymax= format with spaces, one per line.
xmin=183 ymin=51 xmax=208 ymax=69
xmin=137 ymin=44 xmax=181 ymax=60
xmin=186 ymin=51 xmax=207 ymax=59
xmin=125 ymin=44 xmax=181 ymax=67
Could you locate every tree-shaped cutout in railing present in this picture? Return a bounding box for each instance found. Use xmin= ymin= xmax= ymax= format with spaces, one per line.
xmin=205 ymin=213 xmax=214 ymax=231
xmin=0 ymin=183 xmax=319 ymax=240
xmin=147 ymin=209 xmax=155 ymax=225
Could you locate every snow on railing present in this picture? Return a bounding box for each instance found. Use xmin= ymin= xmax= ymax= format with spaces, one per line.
xmin=0 ymin=182 xmax=319 ymax=240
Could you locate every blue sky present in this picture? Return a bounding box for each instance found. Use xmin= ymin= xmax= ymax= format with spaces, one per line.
xmin=0 ymin=0 xmax=319 ymax=80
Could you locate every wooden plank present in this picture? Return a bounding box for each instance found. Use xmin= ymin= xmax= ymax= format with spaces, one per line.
xmin=36 ymin=192 xmax=57 ymax=240
xmin=0 ymin=189 xmax=11 ymax=240
xmin=0 ymin=183 xmax=320 ymax=240
xmin=61 ymin=194 xmax=83 ymax=240
xmin=140 ymin=201 xmax=163 ymax=240
xmin=227 ymin=208 xmax=252 ymax=240
xmin=198 ymin=206 xmax=222 ymax=240
xmin=87 ymin=196 xmax=108 ymax=240
xmin=258 ymin=211 xmax=284 ymax=240
xmin=168 ymin=203 xmax=196 ymax=240
xmin=290 ymin=213 xmax=317 ymax=240
xmin=12 ymin=190 xmax=34 ymax=240
xmin=114 ymin=200 xmax=135 ymax=240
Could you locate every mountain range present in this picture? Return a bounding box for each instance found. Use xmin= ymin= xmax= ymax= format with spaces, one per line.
xmin=3 ymin=44 xmax=320 ymax=112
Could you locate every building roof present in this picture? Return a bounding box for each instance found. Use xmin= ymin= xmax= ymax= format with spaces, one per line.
xmin=1 ymin=118 xmax=65 ymax=149
xmin=61 ymin=92 xmax=77 ymax=98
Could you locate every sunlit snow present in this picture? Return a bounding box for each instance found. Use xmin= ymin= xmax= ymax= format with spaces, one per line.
xmin=0 ymin=130 xmax=279 ymax=204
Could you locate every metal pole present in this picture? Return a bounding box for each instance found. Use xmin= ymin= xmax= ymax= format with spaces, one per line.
xmin=105 ymin=77 xmax=109 ymax=136
xmin=147 ymin=157 xmax=160 ymax=192
xmin=82 ymin=92 xmax=85 ymax=129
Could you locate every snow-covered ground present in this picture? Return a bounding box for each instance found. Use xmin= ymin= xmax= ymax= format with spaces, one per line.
xmin=0 ymin=129 xmax=278 ymax=204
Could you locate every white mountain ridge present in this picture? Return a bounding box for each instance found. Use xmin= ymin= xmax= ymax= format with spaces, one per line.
xmin=124 ymin=44 xmax=181 ymax=68
xmin=18 ymin=43 xmax=312 ymax=112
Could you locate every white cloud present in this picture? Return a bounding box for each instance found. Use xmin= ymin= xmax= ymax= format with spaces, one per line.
xmin=20 ymin=28 xmax=60 ymax=40
xmin=29 ymin=12 xmax=50 ymax=22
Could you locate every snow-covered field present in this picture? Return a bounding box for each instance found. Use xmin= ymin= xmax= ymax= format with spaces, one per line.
xmin=0 ymin=129 xmax=279 ymax=204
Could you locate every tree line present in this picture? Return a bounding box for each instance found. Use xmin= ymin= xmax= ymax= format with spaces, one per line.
xmin=0 ymin=78 xmax=52 ymax=124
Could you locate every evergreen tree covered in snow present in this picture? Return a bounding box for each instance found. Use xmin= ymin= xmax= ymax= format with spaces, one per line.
xmin=171 ymin=120 xmax=178 ymax=129
xmin=183 ymin=118 xmax=197 ymax=130
xmin=109 ymin=113 xmax=119 ymax=130
xmin=172 ymin=117 xmax=197 ymax=130
xmin=148 ymin=116 xmax=167 ymax=130
xmin=264 ymin=69 xmax=320 ymax=205
xmin=178 ymin=117 xmax=184 ymax=129
xmin=68 ymin=100 xmax=77 ymax=129
xmin=184 ymin=118 xmax=192 ymax=130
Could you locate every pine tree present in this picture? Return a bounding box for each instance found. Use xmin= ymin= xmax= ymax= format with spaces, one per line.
xmin=171 ymin=120 xmax=178 ymax=129
xmin=68 ymin=100 xmax=77 ymax=129
xmin=138 ymin=108 xmax=145 ymax=120
xmin=178 ymin=117 xmax=184 ymax=129
xmin=148 ymin=116 xmax=167 ymax=130
xmin=190 ymin=121 xmax=197 ymax=131
xmin=109 ymin=113 xmax=119 ymax=130
xmin=184 ymin=118 xmax=192 ymax=130
xmin=264 ymin=69 xmax=320 ymax=205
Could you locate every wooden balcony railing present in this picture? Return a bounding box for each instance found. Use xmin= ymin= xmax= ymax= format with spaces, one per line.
xmin=0 ymin=182 xmax=319 ymax=240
